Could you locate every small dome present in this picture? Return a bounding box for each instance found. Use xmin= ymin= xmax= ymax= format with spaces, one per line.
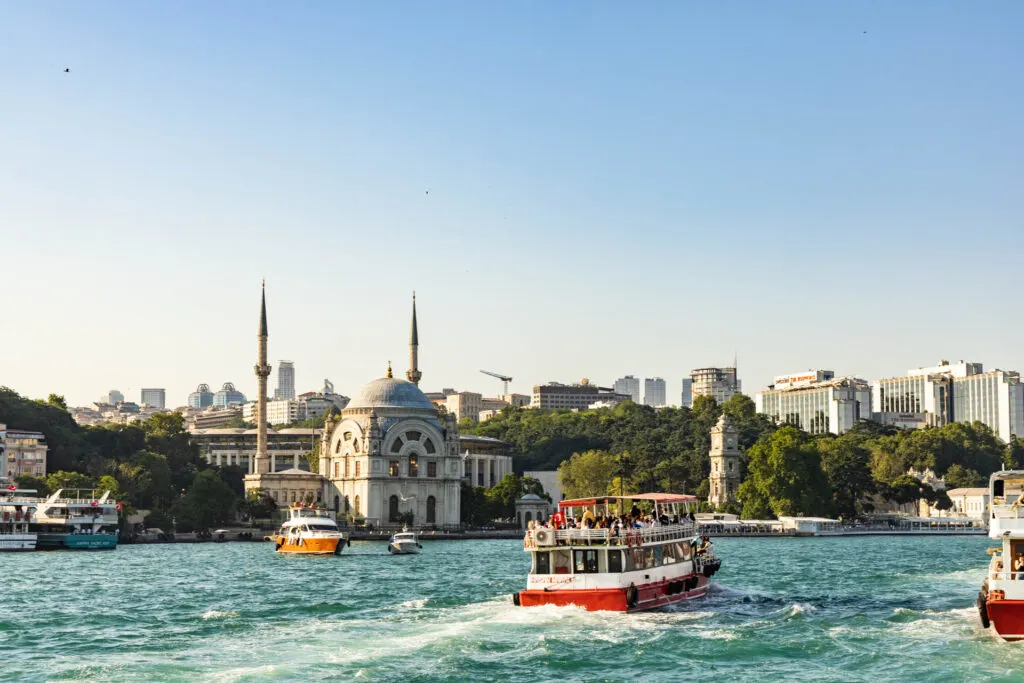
xmin=346 ymin=377 xmax=435 ymax=411
xmin=519 ymin=493 xmax=543 ymax=502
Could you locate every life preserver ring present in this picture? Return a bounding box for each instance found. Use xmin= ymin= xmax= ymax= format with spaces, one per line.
xmin=626 ymin=584 xmax=639 ymax=609
xmin=978 ymin=591 xmax=991 ymax=629
xmin=512 ymin=592 xmax=522 ymax=607
xmin=90 ymin=501 xmax=98 ymax=507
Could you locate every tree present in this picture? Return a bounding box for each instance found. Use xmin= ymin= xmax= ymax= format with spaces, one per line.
xmin=242 ymin=488 xmax=277 ymax=520
xmin=557 ymin=450 xmax=619 ymax=499
xmin=45 ymin=471 xmax=96 ymax=492
xmin=14 ymin=474 xmax=49 ymax=496
xmin=171 ymin=470 xmax=239 ymax=532
xmin=460 ymin=482 xmax=495 ymax=526
xmin=738 ymin=426 xmax=832 ymax=518
xmin=1005 ymin=438 xmax=1024 ymax=470
xmin=46 ymin=394 xmax=68 ymax=411
xmin=305 ymin=440 xmax=321 ymax=474
xmin=818 ymin=435 xmax=873 ymax=518
xmin=943 ymin=464 xmax=984 ymax=489
xmin=485 ymin=474 xmax=551 ymax=519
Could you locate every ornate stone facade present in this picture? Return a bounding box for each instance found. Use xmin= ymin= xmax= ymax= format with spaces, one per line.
xmin=320 ymin=296 xmax=461 ymax=527
xmin=708 ymin=414 xmax=741 ymax=508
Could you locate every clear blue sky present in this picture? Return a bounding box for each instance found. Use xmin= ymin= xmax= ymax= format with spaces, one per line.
xmin=2 ymin=2 xmax=1021 ymax=407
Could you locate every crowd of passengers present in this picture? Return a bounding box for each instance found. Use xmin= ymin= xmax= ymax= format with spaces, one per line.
xmin=528 ymin=506 xmax=697 ymax=534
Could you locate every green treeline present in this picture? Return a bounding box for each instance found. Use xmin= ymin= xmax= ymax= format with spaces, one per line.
xmin=1 ymin=387 xmax=245 ymax=533
xmin=464 ymin=396 xmax=1024 ymax=519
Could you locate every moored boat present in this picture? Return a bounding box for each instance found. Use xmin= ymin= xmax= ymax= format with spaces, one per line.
xmin=32 ymin=489 xmax=119 ymax=550
xmin=268 ymin=503 xmax=348 ymax=555
xmin=388 ymin=528 xmax=422 ymax=555
xmin=0 ymin=486 xmax=38 ymax=551
xmin=514 ymin=493 xmax=720 ymax=612
xmin=979 ymin=470 xmax=1024 ymax=640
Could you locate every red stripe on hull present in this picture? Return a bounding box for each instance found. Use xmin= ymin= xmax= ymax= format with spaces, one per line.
xmin=519 ymin=575 xmax=709 ymax=613
xmin=987 ymin=600 xmax=1024 ymax=641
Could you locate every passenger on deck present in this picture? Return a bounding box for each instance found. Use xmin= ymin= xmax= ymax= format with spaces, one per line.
xmin=1014 ymin=553 xmax=1024 ymax=579
xmin=696 ymin=536 xmax=710 ymax=556
xmin=582 ymin=509 xmax=596 ymax=526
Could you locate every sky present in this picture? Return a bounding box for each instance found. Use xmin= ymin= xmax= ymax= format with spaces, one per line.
xmin=1 ymin=2 xmax=1022 ymax=408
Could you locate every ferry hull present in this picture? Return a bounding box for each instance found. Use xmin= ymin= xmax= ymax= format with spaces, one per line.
xmin=519 ymin=575 xmax=709 ymax=613
xmin=36 ymin=532 xmax=117 ymax=550
xmin=986 ymin=600 xmax=1024 ymax=641
xmin=272 ymin=536 xmax=343 ymax=555
xmin=0 ymin=534 xmax=37 ymax=551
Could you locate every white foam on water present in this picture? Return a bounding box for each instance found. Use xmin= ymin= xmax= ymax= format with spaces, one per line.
xmin=788 ymin=603 xmax=818 ymax=616
xmin=399 ymin=598 xmax=428 ymax=610
xmin=201 ymin=610 xmax=239 ymax=620
xmin=209 ymin=664 xmax=279 ymax=682
xmin=695 ymin=628 xmax=738 ymax=641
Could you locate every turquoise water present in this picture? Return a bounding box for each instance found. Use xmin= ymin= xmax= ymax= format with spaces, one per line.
xmin=2 ymin=536 xmax=1020 ymax=682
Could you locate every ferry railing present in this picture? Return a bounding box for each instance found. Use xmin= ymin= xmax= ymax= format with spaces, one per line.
xmin=989 ymin=570 xmax=1024 ymax=581
xmin=541 ymin=522 xmax=699 ymax=547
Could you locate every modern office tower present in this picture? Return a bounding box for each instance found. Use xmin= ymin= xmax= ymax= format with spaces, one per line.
xmin=188 ymin=384 xmax=215 ymax=409
xmin=613 ymin=376 xmax=641 ymax=404
xmin=140 ymin=388 xmax=166 ymax=409
xmin=644 ymin=377 xmax=666 ymax=407
xmin=689 ymin=367 xmax=741 ymax=405
xmin=275 ymin=361 xmax=296 ymax=400
xmin=755 ymin=371 xmax=870 ymax=435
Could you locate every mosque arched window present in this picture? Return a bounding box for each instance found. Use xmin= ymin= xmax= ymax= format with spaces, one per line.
xmin=389 ymin=460 xmax=400 ymax=477
xmin=334 ymin=495 xmax=340 ymax=512
xmin=424 ymin=439 xmax=436 ymax=454
xmin=406 ymin=431 xmax=422 ymax=442
xmin=354 ymin=495 xmax=361 ymax=516
xmin=335 ymin=440 xmax=342 ymax=453
xmin=334 ymin=461 xmax=340 ymax=478
xmin=354 ymin=440 xmax=360 ymax=453
xmin=389 ymin=495 xmax=400 ymax=522
xmin=355 ymin=461 xmax=361 ymax=477
xmin=391 ymin=438 xmax=404 ymax=454
xmin=345 ymin=457 xmax=350 ymax=477
xmin=344 ymin=432 xmax=352 ymax=441
xmin=409 ymin=454 xmax=419 ymax=478
xmin=426 ymin=496 xmax=436 ymax=524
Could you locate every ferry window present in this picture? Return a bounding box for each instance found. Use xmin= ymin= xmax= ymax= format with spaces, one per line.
xmin=653 ymin=546 xmax=664 ymax=566
xmin=678 ymin=542 xmax=690 ymax=560
xmin=644 ymin=548 xmax=656 ymax=569
xmin=608 ymin=550 xmax=623 ymax=573
xmin=534 ymin=552 xmax=551 ymax=574
xmin=553 ymin=549 xmax=572 ymax=574
xmin=389 ymin=460 xmax=400 ymax=477
xmin=574 ymin=550 xmax=599 ymax=574
xmin=427 ymin=461 xmax=437 ymax=478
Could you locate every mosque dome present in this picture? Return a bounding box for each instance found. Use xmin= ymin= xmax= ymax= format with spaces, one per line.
xmin=346 ymin=377 xmax=436 ymax=412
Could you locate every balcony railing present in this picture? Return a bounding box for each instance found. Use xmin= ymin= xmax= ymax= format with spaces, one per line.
xmin=530 ymin=522 xmax=699 ymax=547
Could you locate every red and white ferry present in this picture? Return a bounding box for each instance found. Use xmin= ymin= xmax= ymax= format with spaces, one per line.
xmin=979 ymin=470 xmax=1024 ymax=640
xmin=514 ymin=493 xmax=720 ymax=612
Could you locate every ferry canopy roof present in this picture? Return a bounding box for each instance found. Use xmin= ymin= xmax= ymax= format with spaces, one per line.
xmin=559 ymin=493 xmax=697 ymax=509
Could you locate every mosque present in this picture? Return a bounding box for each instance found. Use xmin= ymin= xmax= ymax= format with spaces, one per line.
xmin=243 ymin=285 xmax=462 ymax=527
xmin=318 ymin=295 xmax=463 ymax=527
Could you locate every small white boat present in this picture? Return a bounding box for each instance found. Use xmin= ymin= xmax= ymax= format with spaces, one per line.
xmin=388 ymin=528 xmax=422 ymax=555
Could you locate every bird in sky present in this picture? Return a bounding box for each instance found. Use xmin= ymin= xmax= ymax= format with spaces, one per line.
xmin=64 ymin=68 xmax=70 ymax=73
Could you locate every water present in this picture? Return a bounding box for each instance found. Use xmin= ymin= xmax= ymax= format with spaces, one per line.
xmin=2 ymin=536 xmax=1020 ymax=682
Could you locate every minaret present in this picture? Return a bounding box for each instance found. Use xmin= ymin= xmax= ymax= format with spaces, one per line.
xmin=406 ymin=292 xmax=422 ymax=386
xmin=254 ymin=281 xmax=272 ymax=475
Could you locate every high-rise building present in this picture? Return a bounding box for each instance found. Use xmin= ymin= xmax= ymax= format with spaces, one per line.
xmin=140 ymin=388 xmax=166 ymax=409
xmin=872 ymin=360 xmax=1024 ymax=442
xmin=103 ymin=390 xmax=124 ymax=405
xmin=690 ymin=367 xmax=741 ymax=405
xmin=644 ymin=378 xmax=666 ymax=407
xmin=755 ymin=371 xmax=871 ymax=435
xmin=613 ymin=376 xmax=641 ymax=404
xmin=275 ymin=361 xmax=296 ymax=400
xmin=188 ymin=384 xmax=215 ymax=409
xmin=213 ymin=382 xmax=247 ymax=408
xmin=681 ymin=379 xmax=693 ymax=408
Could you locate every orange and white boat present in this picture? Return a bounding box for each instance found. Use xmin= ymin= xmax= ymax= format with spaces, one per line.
xmin=268 ymin=504 xmax=349 ymax=555
xmin=514 ymin=493 xmax=720 ymax=612
xmin=979 ymin=470 xmax=1024 ymax=640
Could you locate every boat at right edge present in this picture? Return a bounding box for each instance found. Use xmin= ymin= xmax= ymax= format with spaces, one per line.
xmin=979 ymin=470 xmax=1024 ymax=640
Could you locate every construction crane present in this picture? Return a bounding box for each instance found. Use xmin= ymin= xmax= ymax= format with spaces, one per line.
xmin=480 ymin=370 xmax=513 ymax=396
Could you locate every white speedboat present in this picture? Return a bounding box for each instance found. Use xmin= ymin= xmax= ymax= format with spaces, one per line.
xmin=388 ymin=528 xmax=422 ymax=555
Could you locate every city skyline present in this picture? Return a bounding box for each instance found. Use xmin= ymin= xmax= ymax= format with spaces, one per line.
xmin=2 ymin=3 xmax=1022 ymax=407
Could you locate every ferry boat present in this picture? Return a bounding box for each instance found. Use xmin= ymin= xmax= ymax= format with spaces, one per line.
xmin=387 ymin=528 xmax=422 ymax=555
xmin=514 ymin=493 xmax=720 ymax=612
xmin=32 ymin=489 xmax=119 ymax=550
xmin=979 ymin=470 xmax=1024 ymax=640
xmin=0 ymin=486 xmax=38 ymax=551
xmin=268 ymin=503 xmax=349 ymax=555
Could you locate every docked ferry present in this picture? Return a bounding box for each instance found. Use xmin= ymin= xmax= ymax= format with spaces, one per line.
xmin=32 ymin=489 xmax=119 ymax=550
xmin=514 ymin=493 xmax=720 ymax=612
xmin=979 ymin=470 xmax=1024 ymax=640
xmin=0 ymin=486 xmax=37 ymax=551
xmin=268 ymin=503 xmax=349 ymax=555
